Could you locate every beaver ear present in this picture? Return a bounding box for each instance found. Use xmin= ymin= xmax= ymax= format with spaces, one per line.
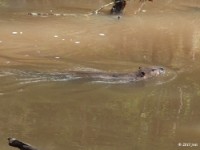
xmin=141 ymin=72 xmax=145 ymax=77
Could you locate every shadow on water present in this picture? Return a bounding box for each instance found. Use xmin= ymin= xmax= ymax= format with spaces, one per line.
xmin=1 ymin=1 xmax=200 ymax=150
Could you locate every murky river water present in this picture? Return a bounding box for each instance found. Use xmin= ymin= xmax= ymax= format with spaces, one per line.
xmin=1 ymin=1 xmax=200 ymax=150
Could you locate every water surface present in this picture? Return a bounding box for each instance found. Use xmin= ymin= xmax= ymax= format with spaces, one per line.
xmin=1 ymin=1 xmax=200 ymax=150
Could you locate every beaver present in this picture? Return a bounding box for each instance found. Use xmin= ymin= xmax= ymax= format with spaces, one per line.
xmin=8 ymin=138 xmax=38 ymax=150
xmin=69 ymin=66 xmax=165 ymax=82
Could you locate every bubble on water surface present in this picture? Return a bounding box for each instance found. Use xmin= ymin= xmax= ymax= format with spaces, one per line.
xmin=99 ymin=33 xmax=105 ymax=36
xmin=75 ymin=41 xmax=80 ymax=44
xmin=12 ymin=32 xmax=18 ymax=35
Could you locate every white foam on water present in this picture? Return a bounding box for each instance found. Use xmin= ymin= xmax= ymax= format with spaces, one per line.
xmin=142 ymin=10 xmax=147 ymax=13
xmin=99 ymin=33 xmax=105 ymax=36
xmin=12 ymin=32 xmax=18 ymax=35
xmin=75 ymin=41 xmax=80 ymax=44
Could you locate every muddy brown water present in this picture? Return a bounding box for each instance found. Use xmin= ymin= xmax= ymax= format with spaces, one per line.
xmin=1 ymin=1 xmax=200 ymax=150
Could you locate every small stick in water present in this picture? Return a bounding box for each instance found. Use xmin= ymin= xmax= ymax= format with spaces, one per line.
xmin=94 ymin=2 xmax=114 ymax=14
xmin=8 ymin=138 xmax=38 ymax=150
xmin=85 ymin=2 xmax=114 ymax=16
xmin=134 ymin=1 xmax=146 ymax=14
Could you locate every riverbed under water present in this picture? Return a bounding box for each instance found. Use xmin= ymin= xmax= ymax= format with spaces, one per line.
xmin=1 ymin=1 xmax=200 ymax=150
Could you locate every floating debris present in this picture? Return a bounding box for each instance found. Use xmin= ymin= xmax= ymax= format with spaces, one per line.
xmin=62 ymin=39 xmax=65 ymax=41
xmin=55 ymin=56 xmax=60 ymax=59
xmin=99 ymin=33 xmax=105 ymax=36
xmin=8 ymin=138 xmax=38 ymax=150
xmin=54 ymin=35 xmax=58 ymax=38
xmin=0 ymin=41 xmax=2 ymax=43
xmin=6 ymin=61 xmax=10 ymax=64
xmin=20 ymin=32 xmax=23 ymax=35
xmin=12 ymin=32 xmax=18 ymax=35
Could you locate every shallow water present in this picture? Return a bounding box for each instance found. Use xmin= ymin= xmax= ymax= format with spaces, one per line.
xmin=1 ymin=1 xmax=200 ymax=150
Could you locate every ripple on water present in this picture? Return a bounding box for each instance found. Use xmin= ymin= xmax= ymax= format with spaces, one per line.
xmin=153 ymin=68 xmax=177 ymax=86
xmin=16 ymin=71 xmax=79 ymax=84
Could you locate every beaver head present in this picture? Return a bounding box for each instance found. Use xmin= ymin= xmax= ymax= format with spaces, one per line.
xmin=137 ymin=67 xmax=165 ymax=78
